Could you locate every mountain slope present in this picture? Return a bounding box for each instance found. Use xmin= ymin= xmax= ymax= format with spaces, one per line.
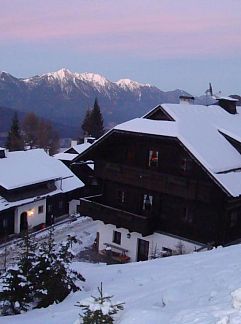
xmin=0 ymin=69 xmax=191 ymax=137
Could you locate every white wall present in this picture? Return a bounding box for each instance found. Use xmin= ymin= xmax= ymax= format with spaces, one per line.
xmin=69 ymin=199 xmax=80 ymax=215
xmin=97 ymin=221 xmax=206 ymax=262
xmin=14 ymin=199 xmax=46 ymax=233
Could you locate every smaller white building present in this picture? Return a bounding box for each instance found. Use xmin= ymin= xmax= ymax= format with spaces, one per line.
xmin=0 ymin=148 xmax=84 ymax=238
xmin=96 ymin=221 xmax=206 ymax=262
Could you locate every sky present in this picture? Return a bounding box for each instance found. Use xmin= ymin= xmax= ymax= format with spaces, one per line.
xmin=0 ymin=0 xmax=241 ymax=95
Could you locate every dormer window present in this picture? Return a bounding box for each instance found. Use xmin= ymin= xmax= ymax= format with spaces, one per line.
xmin=149 ymin=150 xmax=159 ymax=167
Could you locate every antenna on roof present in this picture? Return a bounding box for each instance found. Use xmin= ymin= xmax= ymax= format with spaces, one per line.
xmin=205 ymin=82 xmax=214 ymax=106
xmin=205 ymin=82 xmax=213 ymax=96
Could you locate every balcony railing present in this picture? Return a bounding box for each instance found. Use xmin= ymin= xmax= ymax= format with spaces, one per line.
xmin=95 ymin=161 xmax=211 ymax=202
xmin=79 ymin=197 xmax=155 ymax=236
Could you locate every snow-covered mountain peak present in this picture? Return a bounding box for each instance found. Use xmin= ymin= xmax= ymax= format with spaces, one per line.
xmin=45 ymin=68 xmax=75 ymax=82
xmin=116 ymin=78 xmax=151 ymax=90
xmin=78 ymin=72 xmax=111 ymax=87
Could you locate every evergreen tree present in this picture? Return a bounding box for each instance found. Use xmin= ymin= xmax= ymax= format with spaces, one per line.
xmin=18 ymin=231 xmax=38 ymax=291
xmin=76 ymin=283 xmax=124 ymax=324
xmin=33 ymin=228 xmax=84 ymax=308
xmin=81 ymin=108 xmax=92 ymax=137
xmin=90 ymin=98 xmax=105 ymax=139
xmin=0 ymin=230 xmax=85 ymax=315
xmin=81 ymin=98 xmax=105 ymax=139
xmin=33 ymin=227 xmax=59 ymax=307
xmin=0 ymin=265 xmax=31 ymax=315
xmin=0 ymin=232 xmax=37 ymax=315
xmin=6 ymin=113 xmax=24 ymax=151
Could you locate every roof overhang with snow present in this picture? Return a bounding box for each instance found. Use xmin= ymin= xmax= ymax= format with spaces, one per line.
xmin=0 ymin=149 xmax=84 ymax=211
xmin=0 ymin=149 xmax=84 ymax=191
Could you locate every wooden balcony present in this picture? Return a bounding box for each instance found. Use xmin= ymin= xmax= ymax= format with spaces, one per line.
xmin=95 ymin=161 xmax=211 ymax=202
xmin=79 ymin=197 xmax=155 ymax=236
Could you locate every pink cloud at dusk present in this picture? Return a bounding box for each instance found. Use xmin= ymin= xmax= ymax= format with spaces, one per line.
xmin=0 ymin=0 xmax=240 ymax=59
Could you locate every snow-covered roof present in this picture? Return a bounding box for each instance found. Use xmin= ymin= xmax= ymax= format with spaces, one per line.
xmin=54 ymin=152 xmax=78 ymax=161
xmin=63 ymin=142 xmax=92 ymax=155
xmin=0 ymin=149 xmax=83 ymax=211
xmin=72 ymin=142 xmax=92 ymax=154
xmin=215 ymin=95 xmax=238 ymax=102
xmin=115 ymin=103 xmax=241 ymax=197
xmin=114 ymin=118 xmax=177 ymax=137
xmin=55 ymin=142 xmax=93 ymax=166
xmin=0 ymin=149 xmax=83 ymax=190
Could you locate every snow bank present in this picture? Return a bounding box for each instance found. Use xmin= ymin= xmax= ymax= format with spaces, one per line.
xmin=2 ymin=244 xmax=241 ymax=323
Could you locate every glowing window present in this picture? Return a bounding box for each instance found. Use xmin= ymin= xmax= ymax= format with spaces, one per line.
xmin=148 ymin=150 xmax=159 ymax=167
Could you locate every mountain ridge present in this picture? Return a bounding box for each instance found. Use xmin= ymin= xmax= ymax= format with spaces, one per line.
xmin=0 ymin=68 xmax=233 ymax=137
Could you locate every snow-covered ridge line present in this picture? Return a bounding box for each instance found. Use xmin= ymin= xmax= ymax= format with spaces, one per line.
xmin=22 ymin=68 xmax=153 ymax=90
xmin=116 ymin=78 xmax=151 ymax=89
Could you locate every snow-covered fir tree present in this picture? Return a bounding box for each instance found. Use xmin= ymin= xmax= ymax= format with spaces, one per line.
xmin=33 ymin=228 xmax=85 ymax=308
xmin=0 ymin=228 xmax=85 ymax=315
xmin=0 ymin=231 xmax=37 ymax=315
xmin=0 ymin=265 xmax=31 ymax=315
xmin=18 ymin=230 xmax=38 ymax=287
xmin=76 ymin=282 xmax=124 ymax=324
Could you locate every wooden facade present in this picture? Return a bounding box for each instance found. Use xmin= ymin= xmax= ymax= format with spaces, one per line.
xmin=76 ymin=128 xmax=241 ymax=246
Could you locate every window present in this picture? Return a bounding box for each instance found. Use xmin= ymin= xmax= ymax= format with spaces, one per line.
xmin=143 ymin=194 xmax=153 ymax=211
xmin=38 ymin=205 xmax=44 ymax=214
xmin=117 ymin=190 xmax=125 ymax=204
xmin=113 ymin=231 xmax=121 ymax=245
xmin=149 ymin=150 xmax=159 ymax=167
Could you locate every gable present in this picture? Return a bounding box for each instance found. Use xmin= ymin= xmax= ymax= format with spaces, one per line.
xmin=143 ymin=105 xmax=175 ymax=121
xmin=219 ymin=131 xmax=241 ymax=156
xmin=74 ymin=103 xmax=241 ymax=197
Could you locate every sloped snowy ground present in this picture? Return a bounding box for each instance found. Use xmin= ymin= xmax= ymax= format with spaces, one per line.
xmin=0 ymin=216 xmax=96 ymax=270
xmin=2 ymin=242 xmax=241 ymax=323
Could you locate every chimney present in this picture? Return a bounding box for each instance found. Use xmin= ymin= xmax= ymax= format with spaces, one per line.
xmin=179 ymin=95 xmax=195 ymax=105
xmin=71 ymin=140 xmax=78 ymax=147
xmin=0 ymin=147 xmax=7 ymax=158
xmin=84 ymin=136 xmax=95 ymax=144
